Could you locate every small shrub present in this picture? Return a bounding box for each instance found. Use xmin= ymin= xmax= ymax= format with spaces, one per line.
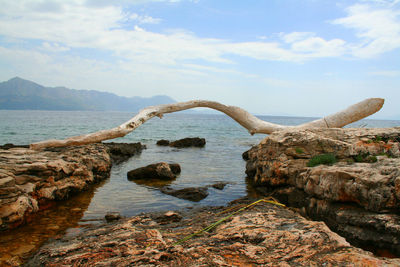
xmin=354 ymin=153 xmax=366 ymax=163
xmin=307 ymin=153 xmax=337 ymax=167
xmin=353 ymin=152 xmax=379 ymax=163
xmin=365 ymin=155 xmax=377 ymax=163
xmin=295 ymin=147 xmax=304 ymax=154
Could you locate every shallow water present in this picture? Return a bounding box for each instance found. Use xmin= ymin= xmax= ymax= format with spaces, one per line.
xmin=0 ymin=110 xmax=399 ymax=264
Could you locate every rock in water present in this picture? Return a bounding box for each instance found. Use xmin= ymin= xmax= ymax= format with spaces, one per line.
xmin=160 ymin=186 xmax=209 ymax=202
xmin=105 ymin=212 xmax=122 ymax=222
xmin=244 ymin=127 xmax=400 ymax=256
xmin=169 ymin=137 xmax=206 ymax=148
xmin=156 ymin=139 xmax=170 ymax=146
xmin=127 ymin=162 xmax=181 ymax=180
xmin=104 ymin=142 xmax=146 ymax=164
xmin=210 ymin=182 xmax=228 ymax=190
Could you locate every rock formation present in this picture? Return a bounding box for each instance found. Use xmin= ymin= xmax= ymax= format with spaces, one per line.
xmin=127 ymin=162 xmax=181 ymax=181
xmin=0 ymin=143 xmax=144 ymax=231
xmin=27 ymin=198 xmax=400 ymax=266
xmin=245 ymin=127 xmax=400 ymax=255
xmin=105 ymin=142 xmax=146 ymax=164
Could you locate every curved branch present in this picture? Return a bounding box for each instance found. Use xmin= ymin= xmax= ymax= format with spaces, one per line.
xmin=29 ymin=98 xmax=384 ymax=150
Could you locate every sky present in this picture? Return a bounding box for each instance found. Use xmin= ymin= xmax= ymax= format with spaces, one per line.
xmin=0 ymin=0 xmax=399 ymax=119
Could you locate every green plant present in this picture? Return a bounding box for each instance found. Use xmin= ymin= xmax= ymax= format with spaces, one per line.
xmin=295 ymin=147 xmax=304 ymax=154
xmin=354 ymin=153 xmax=365 ymax=162
xmin=307 ymin=153 xmax=337 ymax=167
xmin=353 ymin=152 xmax=379 ymax=163
xmin=365 ymin=155 xmax=377 ymax=163
xmin=373 ymin=135 xmax=382 ymax=143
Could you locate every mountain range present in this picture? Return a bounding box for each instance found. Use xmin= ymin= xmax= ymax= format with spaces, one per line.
xmin=0 ymin=77 xmax=175 ymax=111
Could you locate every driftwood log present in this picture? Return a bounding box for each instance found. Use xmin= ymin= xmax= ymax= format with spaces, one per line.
xmin=30 ymin=98 xmax=384 ymax=150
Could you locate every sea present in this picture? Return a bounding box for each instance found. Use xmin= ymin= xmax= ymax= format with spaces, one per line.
xmin=1 ymin=110 xmax=400 ymax=220
xmin=0 ymin=110 xmax=399 ymax=261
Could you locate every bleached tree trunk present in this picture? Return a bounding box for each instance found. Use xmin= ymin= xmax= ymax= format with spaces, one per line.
xmin=29 ymin=98 xmax=384 ymax=150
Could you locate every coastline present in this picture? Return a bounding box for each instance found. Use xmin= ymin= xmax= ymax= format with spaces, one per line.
xmin=1 ymin=127 xmax=400 ymax=265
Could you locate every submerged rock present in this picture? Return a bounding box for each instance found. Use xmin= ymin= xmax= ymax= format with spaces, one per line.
xmin=27 ymin=198 xmax=400 ymax=266
xmin=210 ymin=182 xmax=228 ymax=190
xmin=0 ymin=144 xmax=112 ymax=231
xmin=244 ymin=127 xmax=400 ymax=256
xmin=160 ymin=186 xmax=209 ymax=202
xmin=127 ymin=162 xmax=181 ymax=181
xmin=104 ymin=142 xmax=146 ymax=164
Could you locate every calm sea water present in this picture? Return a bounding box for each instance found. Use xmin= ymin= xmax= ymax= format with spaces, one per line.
xmin=1 ymin=110 xmax=399 ymax=222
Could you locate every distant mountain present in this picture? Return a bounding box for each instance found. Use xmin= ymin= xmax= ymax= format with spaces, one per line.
xmin=0 ymin=77 xmax=175 ymax=111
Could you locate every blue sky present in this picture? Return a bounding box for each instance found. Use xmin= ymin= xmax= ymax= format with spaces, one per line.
xmin=0 ymin=0 xmax=399 ymax=119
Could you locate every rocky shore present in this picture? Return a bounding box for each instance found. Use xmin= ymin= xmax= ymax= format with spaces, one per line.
xmin=0 ymin=143 xmax=144 ymax=231
xmin=27 ymin=197 xmax=400 ymax=266
xmin=244 ymin=127 xmax=400 ymax=256
xmin=2 ymin=128 xmax=400 ymax=265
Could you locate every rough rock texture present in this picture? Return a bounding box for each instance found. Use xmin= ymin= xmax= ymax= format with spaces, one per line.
xmin=160 ymin=186 xmax=209 ymax=202
xmin=27 ymin=198 xmax=400 ymax=266
xmin=245 ymin=127 xmax=400 ymax=255
xmin=104 ymin=142 xmax=146 ymax=164
xmin=0 ymin=144 xmax=112 ymax=231
xmin=169 ymin=137 xmax=206 ymax=148
xmin=127 ymin=162 xmax=181 ymax=181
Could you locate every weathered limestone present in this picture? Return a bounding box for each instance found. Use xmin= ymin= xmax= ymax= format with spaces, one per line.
xmin=27 ymin=198 xmax=400 ymax=266
xmin=0 ymin=144 xmax=112 ymax=231
xmin=0 ymin=142 xmax=146 ymax=231
xmin=245 ymin=127 xmax=400 ymax=255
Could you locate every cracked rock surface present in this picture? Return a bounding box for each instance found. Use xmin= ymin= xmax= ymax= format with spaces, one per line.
xmin=0 ymin=144 xmax=112 ymax=231
xmin=245 ymin=127 xmax=400 ymax=255
xmin=27 ymin=198 xmax=400 ymax=266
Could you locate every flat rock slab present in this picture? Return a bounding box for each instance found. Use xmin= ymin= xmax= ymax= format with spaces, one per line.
xmin=27 ymin=198 xmax=400 ymax=266
xmin=0 ymin=144 xmax=112 ymax=231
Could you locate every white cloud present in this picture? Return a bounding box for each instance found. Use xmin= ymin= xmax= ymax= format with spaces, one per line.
xmin=42 ymin=42 xmax=70 ymax=52
xmin=332 ymin=3 xmax=400 ymax=58
xmin=281 ymin=32 xmax=315 ymax=43
xmin=129 ymin=13 xmax=161 ymax=24
xmin=0 ymin=0 xmax=352 ymax=67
